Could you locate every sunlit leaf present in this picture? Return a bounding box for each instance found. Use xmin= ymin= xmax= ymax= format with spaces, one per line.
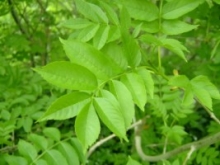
xmin=121 ymin=73 xmax=147 ymax=111
xmin=127 ymin=156 xmax=142 ymax=165
xmin=38 ymin=92 xmax=91 ymax=121
xmin=93 ymin=25 xmax=110 ymax=49
xmin=75 ymin=104 xmax=100 ymax=150
xmin=77 ymin=24 xmax=100 ymax=42
xmin=162 ymin=20 xmax=198 ymax=35
xmin=18 ymin=140 xmax=37 ymax=160
xmin=29 ymin=134 xmax=48 ymax=150
xmin=162 ymin=0 xmax=204 ymax=19
xmin=110 ymin=80 xmax=135 ymax=128
xmin=43 ymin=127 xmax=60 ymax=142
xmin=60 ymin=18 xmax=92 ymax=29
xmin=34 ymin=61 xmax=98 ymax=90
xmin=94 ymin=96 xmax=127 ymax=140
xmin=44 ymin=149 xmax=68 ymax=165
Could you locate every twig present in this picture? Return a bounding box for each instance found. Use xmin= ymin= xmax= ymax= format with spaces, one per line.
xmin=182 ymin=145 xmax=196 ymax=165
xmin=134 ymin=126 xmax=220 ymax=162
xmin=87 ymin=119 xmax=144 ymax=157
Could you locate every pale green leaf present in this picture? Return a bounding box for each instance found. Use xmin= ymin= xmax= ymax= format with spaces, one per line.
xmin=161 ymin=38 xmax=188 ymax=62
xmin=34 ymin=61 xmax=98 ymax=90
xmin=38 ymin=92 xmax=91 ymax=121
xmin=35 ymin=159 xmax=47 ymax=165
xmin=61 ymin=39 xmax=123 ymax=80
xmin=43 ymin=127 xmax=60 ymax=142
xmin=99 ymin=1 xmax=119 ymax=24
xmin=94 ymin=97 xmax=127 ymax=140
xmin=121 ymin=73 xmax=147 ymax=111
xmin=162 ymin=20 xmax=198 ymax=35
xmin=191 ymin=76 xmax=220 ymax=99
xmin=102 ymin=42 xmax=128 ymax=70
xmin=182 ymin=85 xmax=195 ymax=106
xmin=88 ymin=3 xmax=108 ymax=23
xmin=4 ymin=155 xmax=28 ymax=165
xmin=77 ymin=24 xmax=100 ymax=42
xmin=137 ymin=69 xmax=154 ymax=98
xmin=107 ymin=25 xmax=121 ymax=42
xmin=110 ymin=80 xmax=135 ymax=128
xmin=75 ymin=104 xmax=100 ymax=150
xmin=60 ymin=18 xmax=92 ymax=29
xmin=140 ymin=33 xmax=162 ymax=45
xmin=138 ymin=20 xmax=159 ymax=33
xmin=93 ymin=25 xmax=110 ymax=49
xmin=162 ymin=0 xmax=204 ymax=19
xmin=23 ymin=117 xmax=33 ymax=132
xmin=75 ymin=0 xmax=99 ymax=22
xmin=121 ymin=0 xmax=159 ymax=21
xmin=132 ymin=23 xmax=142 ymax=38
xmin=58 ymin=142 xmax=80 ymax=165
xmin=44 ymin=149 xmax=68 ymax=165
xmin=29 ymin=133 xmax=48 ymax=150
xmin=192 ymin=86 xmax=213 ymax=110
xmin=18 ymin=140 xmax=37 ymax=160
xmin=70 ymin=138 xmax=86 ymax=164
xmin=127 ymin=156 xmax=142 ymax=165
xmin=168 ymin=75 xmax=190 ymax=88
xmin=120 ymin=7 xmax=131 ymax=33
xmin=211 ymin=40 xmax=220 ymax=59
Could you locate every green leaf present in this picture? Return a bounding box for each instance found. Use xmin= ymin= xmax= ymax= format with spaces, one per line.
xmin=34 ymin=61 xmax=98 ymax=90
xmin=213 ymin=0 xmax=220 ymax=4
xmin=107 ymin=25 xmax=121 ymax=42
xmin=93 ymin=25 xmax=110 ymax=49
xmin=211 ymin=40 xmax=220 ymax=59
xmin=4 ymin=155 xmax=28 ymax=165
xmin=61 ymin=39 xmax=122 ymax=80
xmin=44 ymin=149 xmax=68 ymax=165
xmin=110 ymin=80 xmax=135 ymax=128
xmin=75 ymin=0 xmax=108 ymax=23
xmin=58 ymin=142 xmax=80 ymax=165
xmin=75 ymin=104 xmax=100 ymax=150
xmin=162 ymin=20 xmax=198 ymax=35
xmin=161 ymin=38 xmax=188 ymax=62
xmin=182 ymin=85 xmax=194 ymax=106
xmin=23 ymin=117 xmax=33 ymax=132
xmin=38 ymin=92 xmax=91 ymax=121
xmin=18 ymin=140 xmax=37 ymax=160
xmin=127 ymin=156 xmax=142 ymax=165
xmin=168 ymin=75 xmax=190 ymax=88
xmin=121 ymin=73 xmax=147 ymax=111
xmin=102 ymin=42 xmax=128 ymax=70
xmin=35 ymin=159 xmax=47 ymax=165
xmin=162 ymin=0 xmax=204 ymax=19
xmin=60 ymin=18 xmax=92 ymax=29
xmin=43 ymin=127 xmax=60 ymax=142
xmin=70 ymin=138 xmax=86 ymax=164
xmin=94 ymin=96 xmax=127 ymax=141
xmin=99 ymin=1 xmax=119 ymax=24
xmin=29 ymin=134 xmax=48 ymax=150
xmin=137 ymin=69 xmax=154 ymax=98
xmin=191 ymin=75 xmax=220 ymax=99
xmin=77 ymin=24 xmax=100 ymax=42
xmin=192 ymin=86 xmax=213 ymax=110
xmin=140 ymin=33 xmax=162 ymax=45
xmin=121 ymin=0 xmax=159 ymax=21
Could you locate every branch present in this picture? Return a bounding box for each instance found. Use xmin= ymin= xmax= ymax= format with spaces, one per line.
xmin=7 ymin=0 xmax=29 ymax=38
xmin=134 ymin=125 xmax=220 ymax=162
xmin=87 ymin=119 xmax=144 ymax=157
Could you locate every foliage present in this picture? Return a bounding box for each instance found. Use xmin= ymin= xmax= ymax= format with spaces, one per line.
xmin=1 ymin=0 xmax=220 ymax=164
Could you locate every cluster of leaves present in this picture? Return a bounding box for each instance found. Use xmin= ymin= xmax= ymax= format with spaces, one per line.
xmin=1 ymin=0 xmax=220 ymax=164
